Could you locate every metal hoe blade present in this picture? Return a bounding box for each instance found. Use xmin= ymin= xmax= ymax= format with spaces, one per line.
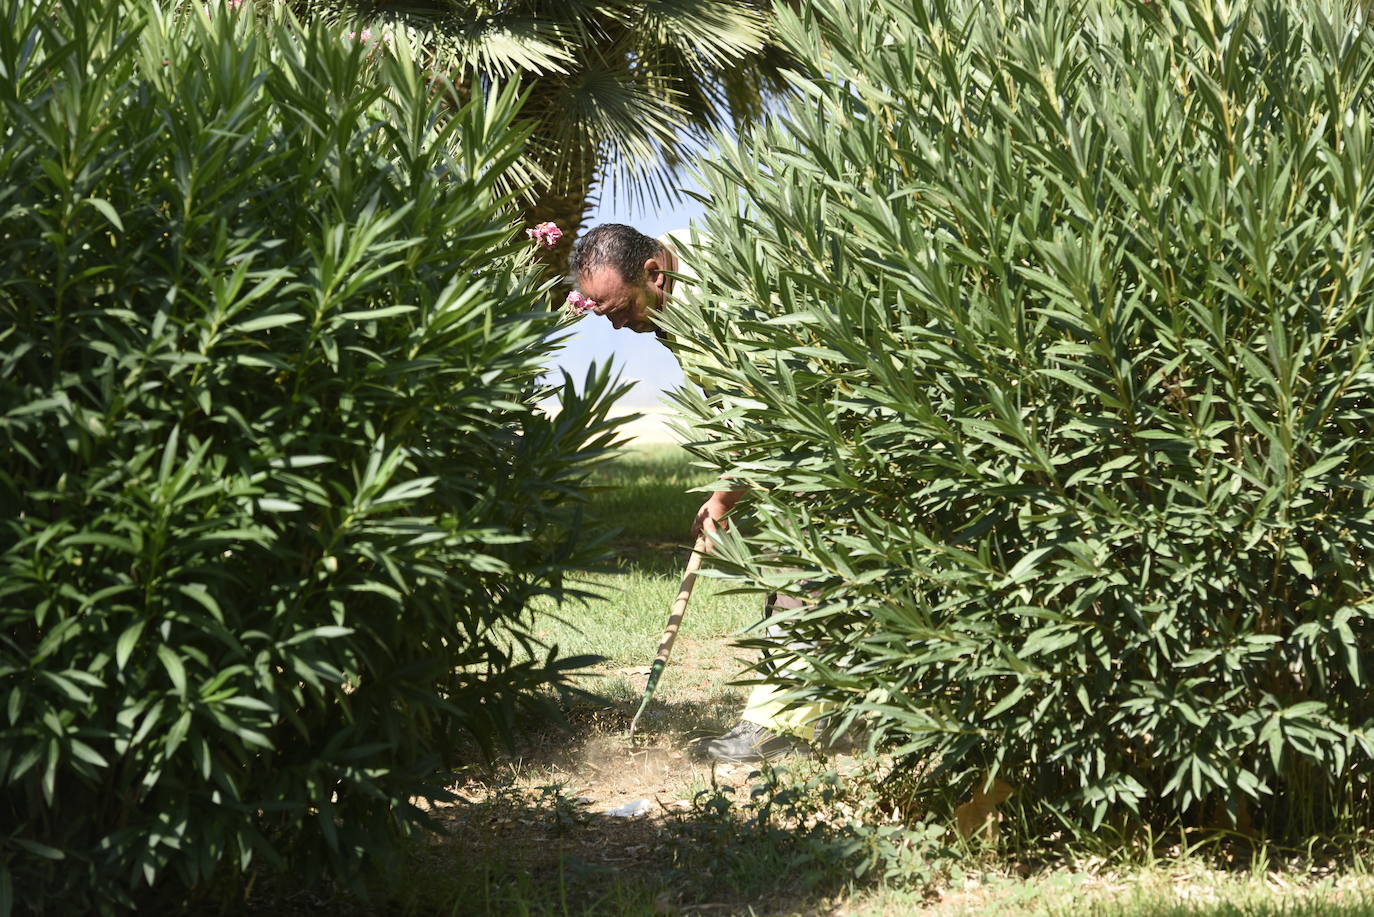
xmin=628 ymin=536 xmax=708 ymax=741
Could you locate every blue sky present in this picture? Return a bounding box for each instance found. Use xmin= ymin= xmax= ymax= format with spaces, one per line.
xmin=543 ymin=184 xmax=707 ymax=408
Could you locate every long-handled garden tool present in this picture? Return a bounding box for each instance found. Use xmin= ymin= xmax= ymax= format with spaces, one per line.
xmin=628 ymin=536 xmax=708 ymax=741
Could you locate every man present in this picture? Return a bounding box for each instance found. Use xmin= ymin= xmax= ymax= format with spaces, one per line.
xmin=569 ymin=223 xmax=828 ymax=762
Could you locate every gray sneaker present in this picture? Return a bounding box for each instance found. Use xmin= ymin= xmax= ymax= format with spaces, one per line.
xmin=694 ymin=720 xmax=803 ymax=763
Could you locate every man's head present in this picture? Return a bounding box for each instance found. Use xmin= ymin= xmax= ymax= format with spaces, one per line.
xmin=569 ymin=223 xmax=673 ymax=333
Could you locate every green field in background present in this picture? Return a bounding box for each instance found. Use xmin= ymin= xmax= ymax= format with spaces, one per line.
xmin=529 ymin=444 xmax=759 ymax=702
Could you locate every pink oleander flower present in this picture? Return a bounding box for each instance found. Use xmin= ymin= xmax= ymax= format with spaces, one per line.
xmin=526 ymin=221 xmax=563 ymax=248
xmin=565 ymin=291 xmax=597 ymax=314
xmin=226 ymin=0 xmax=244 ymax=9
xmin=347 ymin=28 xmax=373 ymax=42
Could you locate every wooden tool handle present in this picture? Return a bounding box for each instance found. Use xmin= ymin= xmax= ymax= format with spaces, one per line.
xmin=628 ymin=537 xmax=709 ymax=741
xmin=651 ymin=536 xmax=708 ymax=665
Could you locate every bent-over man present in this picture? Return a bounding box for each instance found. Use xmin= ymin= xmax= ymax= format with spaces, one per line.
xmin=569 ymin=223 xmax=831 ymax=762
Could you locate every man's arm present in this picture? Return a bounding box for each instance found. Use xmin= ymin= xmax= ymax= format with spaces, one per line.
xmin=692 ymin=485 xmax=749 ymax=541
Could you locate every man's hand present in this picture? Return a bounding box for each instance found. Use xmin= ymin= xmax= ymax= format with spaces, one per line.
xmin=692 ymin=488 xmax=748 ymax=543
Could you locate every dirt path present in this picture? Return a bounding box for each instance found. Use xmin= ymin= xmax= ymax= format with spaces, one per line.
xmin=419 ymin=629 xmax=879 ymax=916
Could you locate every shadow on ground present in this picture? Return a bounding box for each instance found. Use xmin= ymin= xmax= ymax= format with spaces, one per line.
xmin=246 ymin=695 xmax=870 ymax=917
xmin=251 ymin=785 xmax=861 ymax=916
xmin=592 ymin=540 xmax=705 ymax=577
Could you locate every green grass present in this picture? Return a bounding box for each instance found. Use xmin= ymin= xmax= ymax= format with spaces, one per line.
xmin=522 ymin=567 xmax=752 ymax=755
xmin=530 ymin=443 xmax=760 ymax=708
xmin=581 ymin=443 xmax=716 ymax=550
xmin=868 ymin=868 xmax=1374 ymax=917
xmin=535 ymin=568 xmax=754 ymax=669
xmin=532 ymin=565 xmax=756 ymax=722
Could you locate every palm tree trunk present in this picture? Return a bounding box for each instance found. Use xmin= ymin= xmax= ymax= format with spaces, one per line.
xmin=524 ymin=153 xmax=599 ymax=306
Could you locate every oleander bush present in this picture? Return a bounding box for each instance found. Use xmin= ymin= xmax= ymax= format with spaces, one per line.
xmin=665 ymin=0 xmax=1374 ymax=840
xmin=0 ymin=0 xmax=625 ymax=911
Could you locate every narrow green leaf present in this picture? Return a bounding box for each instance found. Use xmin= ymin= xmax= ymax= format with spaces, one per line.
xmin=156 ymin=646 xmax=187 ymax=699
xmin=69 ymin=739 xmax=109 ymax=769
xmin=84 ymin=196 xmax=123 ymax=232
xmin=12 ymin=839 xmax=63 ymax=861
xmin=232 ymin=313 xmax=305 ymax=333
xmin=116 ymin=622 xmax=144 ymax=671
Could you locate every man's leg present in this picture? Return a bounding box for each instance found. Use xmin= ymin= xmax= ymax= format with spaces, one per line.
xmin=737 ymin=591 xmax=829 ymax=738
xmin=695 ymin=590 xmax=832 ymax=762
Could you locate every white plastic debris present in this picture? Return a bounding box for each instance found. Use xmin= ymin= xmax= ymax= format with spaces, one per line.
xmin=605 ymin=798 xmax=653 ymax=817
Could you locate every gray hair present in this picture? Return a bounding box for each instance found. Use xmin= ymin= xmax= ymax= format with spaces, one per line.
xmin=569 ymin=223 xmax=664 ymax=284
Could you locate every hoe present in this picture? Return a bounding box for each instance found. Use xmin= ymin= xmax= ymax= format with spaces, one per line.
xmin=628 ymin=536 xmax=708 ymax=741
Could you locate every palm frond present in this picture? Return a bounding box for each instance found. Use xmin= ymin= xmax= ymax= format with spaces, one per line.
xmin=411 ymin=13 xmax=577 ymax=75
xmin=622 ymin=0 xmax=769 ymax=67
xmin=528 ymin=60 xmax=704 ymax=208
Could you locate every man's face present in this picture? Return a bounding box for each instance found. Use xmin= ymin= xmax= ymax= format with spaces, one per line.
xmin=578 ymin=262 xmax=667 ymax=334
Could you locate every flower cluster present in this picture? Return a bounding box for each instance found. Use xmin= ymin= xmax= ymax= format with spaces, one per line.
xmin=346 ymin=28 xmax=394 ymax=45
xmin=565 ymin=291 xmax=597 ymax=313
xmin=526 ymin=221 xmax=562 ymax=248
